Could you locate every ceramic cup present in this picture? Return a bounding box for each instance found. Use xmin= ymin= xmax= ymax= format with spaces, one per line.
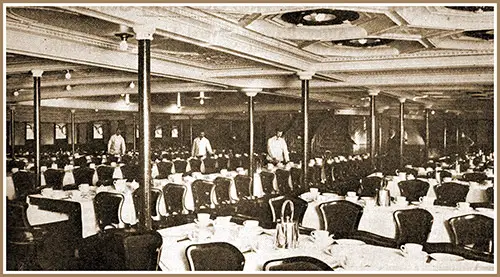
xmin=456 ymin=202 xmax=470 ymax=211
xmin=78 ymin=183 xmax=90 ymax=193
xmin=196 ymin=213 xmax=211 ymax=226
xmin=347 ymin=191 xmax=357 ymax=197
xmin=41 ymin=187 xmax=53 ymax=197
xmin=400 ymin=243 xmax=423 ymax=257
xmin=310 ymin=230 xmax=331 ymax=243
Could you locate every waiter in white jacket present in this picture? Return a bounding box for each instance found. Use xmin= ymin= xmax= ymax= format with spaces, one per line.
xmin=267 ymin=128 xmax=289 ymax=164
xmin=191 ymin=131 xmax=213 ymax=158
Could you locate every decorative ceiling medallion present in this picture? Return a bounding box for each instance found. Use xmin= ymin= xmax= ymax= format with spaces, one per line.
xmin=333 ymin=38 xmax=393 ymax=47
xmin=463 ymin=29 xmax=494 ymax=40
xmin=281 ymin=9 xmax=359 ymax=26
xmin=445 ymin=6 xmax=494 ymax=12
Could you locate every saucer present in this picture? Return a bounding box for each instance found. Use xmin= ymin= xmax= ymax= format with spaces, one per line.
xmin=429 ymin=253 xmax=464 ymax=261
xmin=194 ymin=219 xmax=213 ymax=227
xmin=309 ymin=237 xmax=334 ymax=246
xmin=400 ymin=250 xmax=428 ymax=259
xmin=334 ymin=239 xmax=366 ymax=245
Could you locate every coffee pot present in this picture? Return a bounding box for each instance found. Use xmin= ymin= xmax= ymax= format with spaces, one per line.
xmin=275 ymin=199 xmax=299 ymax=249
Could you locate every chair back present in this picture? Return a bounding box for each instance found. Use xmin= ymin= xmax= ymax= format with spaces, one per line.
xmin=461 ymin=172 xmax=488 ymax=183
xmin=397 ymin=179 xmax=430 ymax=202
xmin=263 ymin=256 xmax=333 ymax=271
xmin=216 ymin=156 xmax=229 ymax=170
xmin=93 ymin=191 xmax=125 ymax=231
xmin=121 ymin=164 xmax=140 ymax=182
xmin=393 ymin=208 xmax=433 ymax=246
xmin=150 ymin=188 xmax=162 ymax=218
xmin=12 ymin=171 xmax=37 ymax=200
xmin=156 ymin=161 xmax=173 ymax=178
xmin=191 ymin=180 xmax=216 ymax=211
xmin=448 ymin=214 xmax=494 ymax=253
xmin=318 ymin=200 xmax=363 ymax=239
xmin=189 ymin=158 xmax=202 ymax=173
xmin=289 ymin=167 xmax=304 ymax=194
xmin=6 ymin=200 xmax=32 ymax=231
xmin=439 ymin=170 xmax=452 ymax=179
xmin=275 ymin=169 xmax=292 ymax=195
xmin=228 ymin=156 xmax=242 ymax=171
xmin=43 ymin=169 xmax=65 ymax=190
xmin=359 ymin=176 xmax=382 ymax=197
xmin=213 ymin=177 xmax=232 ymax=205
xmin=336 ymin=179 xmax=361 ymax=196
xmin=485 ymin=187 xmax=494 ymax=203
xmin=122 ymin=231 xmax=163 ymax=270
xmin=162 ymin=183 xmax=187 ymax=214
xmin=203 ymin=157 xmax=217 ymax=174
xmin=260 ymin=171 xmax=276 ymax=195
xmin=186 ymin=242 xmax=245 ymax=271
xmin=269 ymin=195 xmax=308 ymax=225
xmin=434 ymin=182 xmax=470 ymax=206
xmin=173 ymin=159 xmax=188 ymax=173
xmin=96 ymin=165 xmax=115 ymax=186
xmin=73 ymin=167 xmax=95 ymax=185
xmin=307 ymin=165 xmax=322 ymax=186
xmin=234 ymin=174 xmax=252 ymax=199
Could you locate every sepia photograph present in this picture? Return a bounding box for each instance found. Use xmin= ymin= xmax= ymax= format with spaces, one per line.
xmin=3 ymin=3 xmax=496 ymax=273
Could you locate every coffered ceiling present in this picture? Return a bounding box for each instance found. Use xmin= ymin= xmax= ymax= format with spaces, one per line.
xmin=4 ymin=4 xmax=495 ymax=119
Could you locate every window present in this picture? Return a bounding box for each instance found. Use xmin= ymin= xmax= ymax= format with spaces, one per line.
xmin=26 ymin=123 xmax=34 ymax=140
xmin=154 ymin=125 xmax=163 ymax=138
xmin=171 ymin=126 xmax=179 ymax=138
xmin=55 ymin=123 xmax=67 ymax=139
xmin=93 ymin=123 xmax=103 ymax=139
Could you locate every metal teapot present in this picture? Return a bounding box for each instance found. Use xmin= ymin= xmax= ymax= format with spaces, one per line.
xmin=274 ymin=199 xmax=299 ymax=249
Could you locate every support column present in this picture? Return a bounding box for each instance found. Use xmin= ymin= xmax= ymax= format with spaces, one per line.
xmin=399 ymin=98 xmax=406 ymax=169
xmin=376 ymin=107 xmax=386 ymax=170
xmin=134 ymin=24 xmax=156 ymax=231
xmin=71 ymin=109 xmax=76 ymax=156
xmin=455 ymin=113 xmax=460 ymax=154
xmin=133 ymin=114 xmax=137 ymax=154
xmin=10 ymin=106 xmax=16 ymax=159
xmin=443 ymin=120 xmax=447 ymax=154
xmin=243 ymin=88 xmax=261 ymax=179
xmin=189 ymin=116 xmax=193 ymax=148
xmin=424 ymin=106 xmax=431 ymax=159
xmin=368 ymin=89 xmax=379 ymax=170
xmin=298 ymin=71 xmax=314 ymax=187
xmin=32 ymin=69 xmax=43 ymax=187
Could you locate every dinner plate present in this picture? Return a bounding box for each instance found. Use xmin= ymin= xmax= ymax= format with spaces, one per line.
xmin=429 ymin=253 xmax=465 ymax=261
xmin=334 ymin=239 xmax=366 ymax=245
xmin=475 ymin=207 xmax=494 ymax=212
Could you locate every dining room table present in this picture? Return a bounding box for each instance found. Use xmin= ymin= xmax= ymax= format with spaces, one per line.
xmin=300 ymin=193 xmax=495 ymax=243
xmin=26 ymin=185 xmax=138 ymax=238
xmin=156 ymin=220 xmax=494 ymax=272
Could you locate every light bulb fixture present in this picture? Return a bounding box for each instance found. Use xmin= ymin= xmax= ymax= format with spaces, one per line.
xmin=13 ymin=90 xmax=19 ymax=97
xmin=129 ymin=81 xmax=135 ymax=89
xmin=176 ymin=92 xmax=181 ymax=108
xmin=66 ymin=85 xmax=72 ymax=91
xmin=115 ymin=32 xmax=133 ymax=51
xmin=125 ymin=94 xmax=130 ymax=105
xmin=121 ymin=93 xmax=125 ymax=97
xmin=200 ymin=98 xmax=204 ymax=105
xmin=65 ymin=70 xmax=71 ymax=80
xmin=431 ymin=110 xmax=435 ymax=115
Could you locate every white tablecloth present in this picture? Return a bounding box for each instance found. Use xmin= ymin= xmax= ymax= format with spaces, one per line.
xmin=26 ymin=188 xmax=137 ymax=238
xmin=386 ymin=177 xmax=492 ymax=203
xmin=156 ymin=223 xmax=494 ymax=272
xmin=302 ymin=199 xmax=495 ymax=243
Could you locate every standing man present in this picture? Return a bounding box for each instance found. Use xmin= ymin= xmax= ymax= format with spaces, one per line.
xmin=108 ymin=128 xmax=126 ymax=156
xmin=267 ymin=128 xmax=289 ymax=164
xmin=192 ymin=131 xmax=212 ymax=158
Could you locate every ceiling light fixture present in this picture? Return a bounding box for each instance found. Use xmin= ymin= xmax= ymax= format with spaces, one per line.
xmin=125 ymin=94 xmax=130 ymax=105
xmin=358 ymin=38 xmax=368 ymax=44
xmin=66 ymin=85 xmax=72 ymax=91
xmin=65 ymin=70 xmax=71 ymax=80
xmin=115 ymin=32 xmax=133 ymax=51
xmin=13 ymin=90 xmax=19 ymax=97
xmin=200 ymin=98 xmax=205 ymax=105
xmin=129 ymin=81 xmax=135 ymax=89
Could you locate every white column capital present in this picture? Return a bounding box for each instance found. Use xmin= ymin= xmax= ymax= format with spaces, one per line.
xmin=9 ymin=105 xmax=16 ymax=111
xmin=31 ymin=69 xmax=44 ymax=77
xmin=241 ymin=88 xmax=262 ymax=97
xmin=133 ymin=24 xmax=156 ymax=40
xmin=297 ymin=71 xmax=315 ymax=80
xmin=399 ymin=98 xmax=406 ymax=103
xmin=424 ymin=104 xmax=433 ymax=110
xmin=71 ymin=109 xmax=76 ymax=114
xmin=368 ymin=89 xmax=380 ymax=96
